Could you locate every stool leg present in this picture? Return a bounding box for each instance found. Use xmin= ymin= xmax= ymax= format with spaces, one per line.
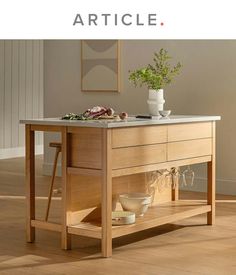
xmin=45 ymin=147 xmax=61 ymax=221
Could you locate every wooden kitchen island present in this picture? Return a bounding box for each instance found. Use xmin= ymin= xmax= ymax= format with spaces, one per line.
xmin=21 ymin=115 xmax=220 ymax=257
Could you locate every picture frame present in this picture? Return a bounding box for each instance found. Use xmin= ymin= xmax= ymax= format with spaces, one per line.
xmin=81 ymin=40 xmax=121 ymax=92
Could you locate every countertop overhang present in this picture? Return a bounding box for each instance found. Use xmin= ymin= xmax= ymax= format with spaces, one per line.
xmin=20 ymin=115 xmax=221 ymax=128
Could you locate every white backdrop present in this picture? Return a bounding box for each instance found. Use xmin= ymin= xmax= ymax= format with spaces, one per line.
xmin=0 ymin=0 xmax=236 ymax=39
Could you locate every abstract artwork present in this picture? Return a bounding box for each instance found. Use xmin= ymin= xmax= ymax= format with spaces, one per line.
xmin=81 ymin=40 xmax=120 ymax=92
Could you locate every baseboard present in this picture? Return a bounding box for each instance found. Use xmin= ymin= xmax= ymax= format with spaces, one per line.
xmin=43 ymin=162 xmax=62 ymax=177
xmin=180 ymin=176 xmax=236 ymax=196
xmin=0 ymin=145 xmax=43 ymax=160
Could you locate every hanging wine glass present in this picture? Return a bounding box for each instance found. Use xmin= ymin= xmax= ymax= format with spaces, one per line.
xmin=155 ymin=170 xmax=166 ymax=193
xmin=179 ymin=167 xmax=187 ymax=187
xmin=146 ymin=170 xmax=162 ymax=205
xmin=164 ymin=169 xmax=172 ymax=188
xmin=182 ymin=165 xmax=195 ymax=186
xmin=146 ymin=171 xmax=157 ymax=200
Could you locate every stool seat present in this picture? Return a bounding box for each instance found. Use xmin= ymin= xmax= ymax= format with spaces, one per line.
xmin=49 ymin=142 xmax=62 ymax=149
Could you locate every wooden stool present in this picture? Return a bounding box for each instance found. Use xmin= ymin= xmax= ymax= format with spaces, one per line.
xmin=45 ymin=142 xmax=61 ymax=221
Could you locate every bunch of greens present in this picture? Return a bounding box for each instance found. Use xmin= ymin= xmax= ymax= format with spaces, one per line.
xmin=129 ymin=48 xmax=182 ymax=90
xmin=61 ymin=106 xmax=115 ymax=120
xmin=62 ymin=113 xmax=88 ymax=120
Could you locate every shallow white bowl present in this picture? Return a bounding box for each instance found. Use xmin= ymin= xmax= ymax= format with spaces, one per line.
xmin=119 ymin=193 xmax=152 ymax=217
xmin=159 ymin=110 xmax=171 ymax=117
xmin=112 ymin=211 xmax=135 ymax=225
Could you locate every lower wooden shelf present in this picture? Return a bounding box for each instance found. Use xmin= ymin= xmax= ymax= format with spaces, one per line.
xmin=68 ymin=200 xmax=211 ymax=239
xmin=31 ymin=219 xmax=62 ymax=232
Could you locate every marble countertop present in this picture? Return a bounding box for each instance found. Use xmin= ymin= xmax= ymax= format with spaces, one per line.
xmin=20 ymin=115 xmax=221 ymax=128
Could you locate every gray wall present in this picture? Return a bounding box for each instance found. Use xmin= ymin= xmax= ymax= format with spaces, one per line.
xmin=44 ymin=40 xmax=236 ymax=195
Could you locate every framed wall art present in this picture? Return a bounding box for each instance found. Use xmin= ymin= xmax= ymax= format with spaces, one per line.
xmin=81 ymin=40 xmax=120 ymax=92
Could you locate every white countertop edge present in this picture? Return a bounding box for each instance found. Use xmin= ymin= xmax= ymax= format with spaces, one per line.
xmin=20 ymin=115 xmax=221 ymax=128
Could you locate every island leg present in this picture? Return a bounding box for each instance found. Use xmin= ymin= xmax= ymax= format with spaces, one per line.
xmin=207 ymin=122 xmax=216 ymax=225
xmin=26 ymin=125 xmax=35 ymax=242
xmin=101 ymin=129 xmax=112 ymax=258
xmin=61 ymin=127 xmax=71 ymax=250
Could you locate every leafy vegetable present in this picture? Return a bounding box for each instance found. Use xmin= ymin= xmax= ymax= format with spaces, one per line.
xmin=62 ymin=113 xmax=88 ymax=120
xmin=61 ymin=107 xmax=116 ymax=120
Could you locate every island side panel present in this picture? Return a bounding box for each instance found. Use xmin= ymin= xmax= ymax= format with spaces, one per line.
xmin=67 ymin=127 xmax=102 ymax=169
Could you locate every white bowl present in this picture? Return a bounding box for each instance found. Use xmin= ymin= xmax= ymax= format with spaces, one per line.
xmin=112 ymin=211 xmax=135 ymax=225
xmin=159 ymin=110 xmax=171 ymax=117
xmin=119 ymin=193 xmax=152 ymax=217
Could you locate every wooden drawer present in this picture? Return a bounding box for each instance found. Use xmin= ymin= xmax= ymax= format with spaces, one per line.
xmin=167 ymin=138 xmax=212 ymax=161
xmin=168 ymin=122 xmax=212 ymax=142
xmin=112 ymin=126 xmax=167 ymax=148
xmin=112 ymin=144 xmax=166 ymax=169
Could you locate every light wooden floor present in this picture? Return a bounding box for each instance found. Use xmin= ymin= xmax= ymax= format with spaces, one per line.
xmin=0 ymin=156 xmax=236 ymax=275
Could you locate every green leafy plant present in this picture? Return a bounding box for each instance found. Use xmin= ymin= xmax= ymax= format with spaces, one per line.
xmin=129 ymin=49 xmax=182 ymax=90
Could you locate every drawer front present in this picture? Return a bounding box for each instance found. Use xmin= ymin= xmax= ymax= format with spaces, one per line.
xmin=112 ymin=126 xmax=167 ymax=148
xmin=168 ymin=122 xmax=212 ymax=142
xmin=112 ymin=144 xmax=166 ymax=169
xmin=167 ymin=138 xmax=212 ymax=161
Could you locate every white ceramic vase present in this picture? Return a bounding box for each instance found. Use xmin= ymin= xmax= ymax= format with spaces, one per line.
xmin=147 ymin=89 xmax=165 ymax=116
